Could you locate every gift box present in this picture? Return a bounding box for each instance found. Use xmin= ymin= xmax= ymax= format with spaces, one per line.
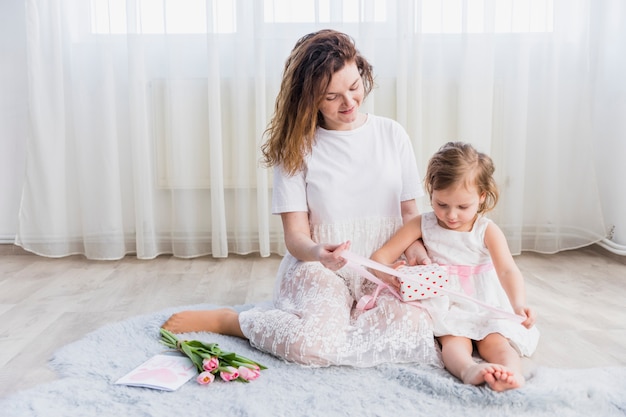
xmin=397 ymin=264 xmax=449 ymax=301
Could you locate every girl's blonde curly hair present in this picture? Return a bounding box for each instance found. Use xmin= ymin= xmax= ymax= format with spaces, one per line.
xmin=425 ymin=141 xmax=499 ymax=214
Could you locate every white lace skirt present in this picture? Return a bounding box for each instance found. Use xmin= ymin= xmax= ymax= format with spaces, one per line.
xmin=239 ymin=217 xmax=442 ymax=367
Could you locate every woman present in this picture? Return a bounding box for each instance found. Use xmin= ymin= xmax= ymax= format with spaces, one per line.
xmin=163 ymin=29 xmax=441 ymax=367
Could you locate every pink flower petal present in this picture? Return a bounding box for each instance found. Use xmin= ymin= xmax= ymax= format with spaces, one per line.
xmin=196 ymin=371 xmax=215 ymax=385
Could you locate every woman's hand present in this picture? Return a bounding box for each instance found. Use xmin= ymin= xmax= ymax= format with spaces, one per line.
xmin=319 ymin=240 xmax=351 ymax=271
xmin=403 ymin=239 xmax=431 ymax=265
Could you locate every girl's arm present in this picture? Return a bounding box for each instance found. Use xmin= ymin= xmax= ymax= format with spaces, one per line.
xmin=400 ymin=200 xmax=431 ymax=265
xmin=281 ymin=212 xmax=349 ymax=271
xmin=484 ymin=222 xmax=536 ymax=328
xmin=370 ymin=216 xmax=424 ymax=286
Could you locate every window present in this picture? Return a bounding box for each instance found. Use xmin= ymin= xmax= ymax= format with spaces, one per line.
xmin=264 ymin=0 xmax=387 ymax=23
xmin=90 ymin=0 xmax=237 ymax=34
xmin=90 ymin=0 xmax=553 ymax=35
xmin=90 ymin=0 xmax=388 ymax=35
xmin=419 ymin=0 xmax=554 ymax=34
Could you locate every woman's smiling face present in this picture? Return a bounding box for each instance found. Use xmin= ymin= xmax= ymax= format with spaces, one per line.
xmin=318 ymin=61 xmax=365 ymax=131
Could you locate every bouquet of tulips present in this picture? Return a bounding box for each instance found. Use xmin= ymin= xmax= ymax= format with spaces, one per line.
xmin=160 ymin=328 xmax=267 ymax=385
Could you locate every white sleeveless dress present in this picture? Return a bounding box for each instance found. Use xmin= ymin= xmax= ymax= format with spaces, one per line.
xmin=238 ymin=115 xmax=442 ymax=368
xmin=420 ymin=212 xmax=540 ymax=356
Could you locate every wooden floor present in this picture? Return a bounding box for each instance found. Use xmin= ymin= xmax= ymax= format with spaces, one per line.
xmin=1 ymin=244 xmax=625 ymax=398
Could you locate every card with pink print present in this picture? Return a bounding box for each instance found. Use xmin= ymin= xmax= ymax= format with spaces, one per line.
xmin=115 ymin=353 xmax=197 ymax=391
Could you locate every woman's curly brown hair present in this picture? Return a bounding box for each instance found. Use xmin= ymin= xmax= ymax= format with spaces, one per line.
xmin=260 ymin=30 xmax=374 ymax=175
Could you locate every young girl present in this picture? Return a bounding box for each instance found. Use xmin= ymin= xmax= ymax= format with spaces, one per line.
xmin=371 ymin=141 xmax=540 ymax=391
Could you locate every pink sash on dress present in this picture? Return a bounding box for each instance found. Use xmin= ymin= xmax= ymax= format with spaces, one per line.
xmin=340 ymin=250 xmax=525 ymax=323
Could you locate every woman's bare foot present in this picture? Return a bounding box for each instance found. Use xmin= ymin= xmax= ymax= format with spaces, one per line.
xmin=462 ymin=362 xmax=523 ymax=392
xmin=161 ymin=308 xmax=244 ymax=337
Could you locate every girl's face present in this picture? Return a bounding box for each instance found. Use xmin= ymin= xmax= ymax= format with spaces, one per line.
xmin=318 ymin=61 xmax=365 ymax=131
xmin=431 ymin=183 xmax=485 ymax=232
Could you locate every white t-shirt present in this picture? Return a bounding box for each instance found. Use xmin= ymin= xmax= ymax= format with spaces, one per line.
xmin=271 ymin=114 xmax=422 ymax=226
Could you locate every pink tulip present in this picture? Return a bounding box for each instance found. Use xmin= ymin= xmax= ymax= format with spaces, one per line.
xmin=202 ymin=356 xmax=219 ymax=372
xmin=196 ymin=371 xmax=215 ymax=385
xmin=219 ymin=366 xmax=240 ymax=381
xmin=238 ymin=366 xmax=261 ymax=381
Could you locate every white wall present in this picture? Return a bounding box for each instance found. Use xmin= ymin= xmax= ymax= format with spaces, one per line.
xmin=592 ymin=85 xmax=626 ymax=250
xmin=1 ymin=0 xmax=624 ymax=251
xmin=591 ymin=1 xmax=626 ymax=250
xmin=0 ymin=0 xmax=27 ymax=242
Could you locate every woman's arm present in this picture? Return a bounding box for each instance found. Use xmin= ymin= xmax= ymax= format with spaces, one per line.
xmin=400 ymin=200 xmax=431 ymax=265
xmin=281 ymin=212 xmax=349 ymax=271
xmin=484 ymin=222 xmax=536 ymax=328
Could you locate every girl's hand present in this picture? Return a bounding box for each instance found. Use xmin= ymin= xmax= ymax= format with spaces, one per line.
xmin=373 ymin=260 xmax=406 ymax=291
xmin=319 ymin=240 xmax=351 ymax=271
xmin=515 ymin=306 xmax=536 ymax=329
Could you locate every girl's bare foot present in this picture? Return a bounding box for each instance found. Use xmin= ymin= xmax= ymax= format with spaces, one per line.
xmin=462 ymin=363 xmax=524 ymax=392
xmin=484 ymin=368 xmax=525 ymax=392
xmin=461 ymin=362 xmax=498 ymax=386
xmin=161 ymin=308 xmax=243 ymax=337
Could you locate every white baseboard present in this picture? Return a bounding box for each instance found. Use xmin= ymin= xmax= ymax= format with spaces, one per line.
xmin=596 ymin=238 xmax=626 ymax=256
xmin=0 ymin=236 xmax=15 ymax=244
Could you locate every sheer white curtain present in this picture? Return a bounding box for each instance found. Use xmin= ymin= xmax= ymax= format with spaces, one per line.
xmin=16 ymin=0 xmax=610 ymax=259
xmin=393 ymin=0 xmax=608 ymax=254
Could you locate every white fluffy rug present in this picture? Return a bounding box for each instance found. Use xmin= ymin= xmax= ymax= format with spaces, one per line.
xmin=1 ymin=304 xmax=625 ymax=417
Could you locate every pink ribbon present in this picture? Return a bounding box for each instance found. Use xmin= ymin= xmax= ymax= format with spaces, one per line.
xmin=441 ymin=264 xmax=494 ymax=296
xmin=340 ymin=250 xmax=525 ymax=323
